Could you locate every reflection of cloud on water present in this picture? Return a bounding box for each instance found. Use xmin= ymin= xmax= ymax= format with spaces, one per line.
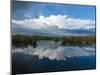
xmin=12 ymin=41 xmax=95 ymax=61
xmin=12 ymin=46 xmax=95 ymax=61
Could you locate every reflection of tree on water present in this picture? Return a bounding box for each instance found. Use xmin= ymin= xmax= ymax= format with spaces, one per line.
xmin=61 ymin=37 xmax=66 ymax=46
xmin=33 ymin=40 xmax=37 ymax=48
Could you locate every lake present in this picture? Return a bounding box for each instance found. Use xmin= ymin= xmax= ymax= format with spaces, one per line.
xmin=12 ymin=40 xmax=96 ymax=74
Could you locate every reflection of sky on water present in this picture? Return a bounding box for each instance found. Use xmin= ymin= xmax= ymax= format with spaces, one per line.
xmin=12 ymin=41 xmax=96 ymax=74
xmin=12 ymin=41 xmax=95 ymax=61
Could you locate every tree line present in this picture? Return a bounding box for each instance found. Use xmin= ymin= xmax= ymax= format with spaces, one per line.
xmin=12 ymin=34 xmax=96 ymax=47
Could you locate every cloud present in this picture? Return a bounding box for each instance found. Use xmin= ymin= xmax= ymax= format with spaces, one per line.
xmin=12 ymin=15 xmax=95 ymax=30
xmin=12 ymin=19 xmax=47 ymax=29
xmin=12 ymin=41 xmax=95 ymax=61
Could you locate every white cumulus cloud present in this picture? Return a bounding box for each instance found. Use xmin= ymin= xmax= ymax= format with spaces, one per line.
xmin=12 ymin=15 xmax=95 ymax=30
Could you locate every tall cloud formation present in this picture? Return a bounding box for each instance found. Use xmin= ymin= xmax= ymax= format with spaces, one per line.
xmin=12 ymin=15 xmax=95 ymax=30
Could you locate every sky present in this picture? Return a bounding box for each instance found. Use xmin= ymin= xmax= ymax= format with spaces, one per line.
xmin=11 ymin=1 xmax=96 ymax=36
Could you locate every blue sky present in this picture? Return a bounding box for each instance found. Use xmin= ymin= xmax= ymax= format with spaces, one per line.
xmin=12 ymin=1 xmax=96 ymax=36
xmin=12 ymin=1 xmax=96 ymax=20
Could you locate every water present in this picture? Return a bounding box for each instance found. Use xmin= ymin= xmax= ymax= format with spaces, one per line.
xmin=12 ymin=41 xmax=96 ymax=74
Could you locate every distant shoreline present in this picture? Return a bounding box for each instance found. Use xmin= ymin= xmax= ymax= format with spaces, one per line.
xmin=12 ymin=34 xmax=96 ymax=47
